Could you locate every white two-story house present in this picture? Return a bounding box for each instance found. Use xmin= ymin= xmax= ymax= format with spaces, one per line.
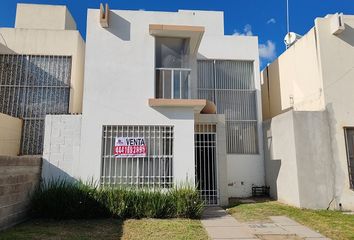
xmin=42 ymin=4 xmax=264 ymax=206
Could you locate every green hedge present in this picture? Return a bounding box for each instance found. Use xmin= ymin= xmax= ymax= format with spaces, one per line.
xmin=30 ymin=180 xmax=204 ymax=219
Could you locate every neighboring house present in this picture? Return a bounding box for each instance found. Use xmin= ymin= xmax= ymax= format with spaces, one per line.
xmin=261 ymin=14 xmax=354 ymax=210
xmin=42 ymin=4 xmax=264 ymax=206
xmin=0 ymin=3 xmax=85 ymax=155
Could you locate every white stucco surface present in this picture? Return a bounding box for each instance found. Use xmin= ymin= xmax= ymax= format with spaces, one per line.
xmin=264 ymin=110 xmax=336 ymax=209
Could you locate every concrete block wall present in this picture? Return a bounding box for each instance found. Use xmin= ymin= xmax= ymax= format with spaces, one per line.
xmin=0 ymin=155 xmax=42 ymax=231
xmin=0 ymin=113 xmax=23 ymax=156
xmin=42 ymin=115 xmax=82 ymax=181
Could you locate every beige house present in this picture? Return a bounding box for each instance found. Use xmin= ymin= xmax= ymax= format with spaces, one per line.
xmin=0 ymin=4 xmax=85 ymax=155
xmin=262 ymin=13 xmax=354 ymax=210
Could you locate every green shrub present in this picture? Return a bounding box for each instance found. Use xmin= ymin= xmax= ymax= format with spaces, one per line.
xmin=30 ymin=180 xmax=109 ymax=219
xmin=30 ymin=180 xmax=204 ymax=220
xmin=171 ymin=186 xmax=204 ymax=219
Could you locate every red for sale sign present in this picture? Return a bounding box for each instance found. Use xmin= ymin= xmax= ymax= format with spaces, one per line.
xmin=114 ymin=137 xmax=147 ymax=157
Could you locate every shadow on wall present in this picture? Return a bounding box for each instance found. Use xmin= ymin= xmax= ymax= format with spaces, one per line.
xmin=326 ymin=103 xmax=347 ymax=206
xmin=41 ymin=159 xmax=76 ymax=183
xmin=0 ymin=42 xmax=16 ymax=54
xmin=263 ymin=121 xmax=281 ymax=199
xmin=267 ymin=159 xmax=281 ymax=199
xmin=338 ymin=24 xmax=354 ymax=47
xmin=150 ymin=107 xmax=195 ymax=120
xmin=106 ymin=12 xmax=131 ymax=41
xmin=262 ymin=59 xmax=283 ymax=121
xmin=197 ymin=53 xmax=208 ymax=59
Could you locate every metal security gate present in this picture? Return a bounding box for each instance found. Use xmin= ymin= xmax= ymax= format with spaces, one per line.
xmin=0 ymin=54 xmax=71 ymax=154
xmin=195 ymin=124 xmax=219 ymax=206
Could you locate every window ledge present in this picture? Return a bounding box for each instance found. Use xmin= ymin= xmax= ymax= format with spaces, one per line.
xmin=148 ymin=99 xmax=216 ymax=114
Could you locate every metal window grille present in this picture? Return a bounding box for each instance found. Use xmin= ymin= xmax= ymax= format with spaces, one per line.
xmin=195 ymin=124 xmax=218 ymax=205
xmin=197 ymin=60 xmax=258 ymax=154
xmin=344 ymin=128 xmax=354 ymax=189
xmin=101 ymin=125 xmax=174 ymax=188
xmin=0 ymin=54 xmax=72 ymax=155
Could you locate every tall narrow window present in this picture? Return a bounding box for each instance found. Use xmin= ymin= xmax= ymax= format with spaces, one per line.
xmin=197 ymin=60 xmax=258 ymax=154
xmin=344 ymin=128 xmax=354 ymax=189
xmin=155 ymin=37 xmax=191 ymax=99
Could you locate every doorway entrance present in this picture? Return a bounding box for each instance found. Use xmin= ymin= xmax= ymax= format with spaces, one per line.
xmin=195 ymin=124 xmax=219 ymax=206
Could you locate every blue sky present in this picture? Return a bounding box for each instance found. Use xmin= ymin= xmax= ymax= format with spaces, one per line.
xmin=0 ymin=0 xmax=353 ymax=68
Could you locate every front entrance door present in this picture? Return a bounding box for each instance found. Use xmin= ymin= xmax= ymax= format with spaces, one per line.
xmin=195 ymin=124 xmax=219 ymax=206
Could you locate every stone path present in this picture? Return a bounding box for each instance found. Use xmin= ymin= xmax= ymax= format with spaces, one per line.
xmin=201 ymin=207 xmax=330 ymax=240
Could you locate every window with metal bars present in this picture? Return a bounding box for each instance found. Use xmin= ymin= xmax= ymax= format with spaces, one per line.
xmin=0 ymin=54 xmax=72 ymax=155
xmin=344 ymin=128 xmax=354 ymax=189
xmin=101 ymin=125 xmax=174 ymax=188
xmin=197 ymin=60 xmax=258 ymax=154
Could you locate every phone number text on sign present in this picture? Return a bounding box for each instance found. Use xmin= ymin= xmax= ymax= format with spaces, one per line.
xmin=114 ymin=137 xmax=147 ymax=157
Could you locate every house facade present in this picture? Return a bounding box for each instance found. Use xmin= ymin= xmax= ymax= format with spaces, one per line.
xmin=42 ymin=5 xmax=264 ymax=205
xmin=262 ymin=14 xmax=354 ymax=210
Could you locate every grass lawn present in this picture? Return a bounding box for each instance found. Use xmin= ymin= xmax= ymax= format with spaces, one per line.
xmin=227 ymin=200 xmax=354 ymax=240
xmin=0 ymin=218 xmax=209 ymax=240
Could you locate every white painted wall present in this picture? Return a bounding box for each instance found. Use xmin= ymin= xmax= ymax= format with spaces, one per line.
xmin=198 ymin=35 xmax=265 ymax=197
xmin=264 ymin=110 xmax=336 ymax=209
xmin=261 ymin=14 xmax=354 ymax=210
xmin=264 ymin=110 xmax=300 ymax=207
xmin=315 ymin=15 xmax=354 ymax=210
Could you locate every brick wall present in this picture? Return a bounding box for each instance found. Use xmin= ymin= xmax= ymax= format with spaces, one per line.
xmin=0 ymin=155 xmax=42 ymax=230
xmin=42 ymin=115 xmax=82 ymax=181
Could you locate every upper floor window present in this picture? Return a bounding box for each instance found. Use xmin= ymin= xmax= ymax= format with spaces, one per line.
xmin=155 ymin=37 xmax=191 ymax=99
xmin=197 ymin=60 xmax=258 ymax=154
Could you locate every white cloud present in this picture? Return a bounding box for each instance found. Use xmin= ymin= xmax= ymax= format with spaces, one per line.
xmin=232 ymin=24 xmax=277 ymax=65
xmin=267 ymin=18 xmax=276 ymax=24
xmin=233 ymin=24 xmax=253 ymax=36
xmin=259 ymin=40 xmax=276 ymax=61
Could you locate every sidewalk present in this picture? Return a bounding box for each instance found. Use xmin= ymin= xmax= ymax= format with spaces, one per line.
xmin=201 ymin=207 xmax=330 ymax=240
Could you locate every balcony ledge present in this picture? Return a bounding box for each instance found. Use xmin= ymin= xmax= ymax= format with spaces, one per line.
xmin=148 ymin=99 xmax=216 ymax=114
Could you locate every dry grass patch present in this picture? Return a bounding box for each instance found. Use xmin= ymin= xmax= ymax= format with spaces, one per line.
xmin=122 ymin=219 xmax=209 ymax=240
xmin=0 ymin=218 xmax=209 ymax=240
